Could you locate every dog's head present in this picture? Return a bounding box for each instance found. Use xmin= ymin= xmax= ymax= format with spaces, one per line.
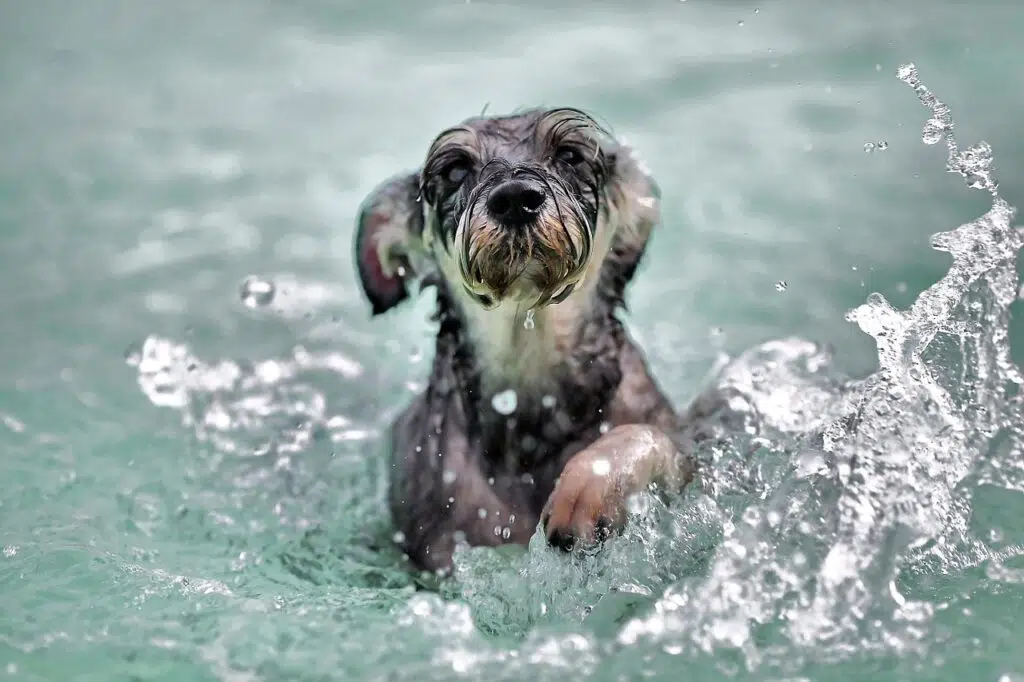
xmin=355 ymin=107 xmax=659 ymax=316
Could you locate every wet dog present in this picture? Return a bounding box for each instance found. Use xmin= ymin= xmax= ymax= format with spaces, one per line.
xmin=355 ymin=108 xmax=724 ymax=573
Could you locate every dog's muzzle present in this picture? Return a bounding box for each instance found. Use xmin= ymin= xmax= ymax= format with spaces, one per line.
xmin=455 ymin=175 xmax=593 ymax=309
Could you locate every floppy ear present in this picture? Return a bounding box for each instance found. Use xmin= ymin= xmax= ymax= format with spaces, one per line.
xmin=354 ymin=172 xmax=425 ymax=316
xmin=604 ymin=139 xmax=661 ymax=242
xmin=598 ymin=139 xmax=663 ymax=300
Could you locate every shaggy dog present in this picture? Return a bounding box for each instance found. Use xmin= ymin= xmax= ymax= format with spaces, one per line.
xmin=355 ymin=108 xmax=726 ymax=573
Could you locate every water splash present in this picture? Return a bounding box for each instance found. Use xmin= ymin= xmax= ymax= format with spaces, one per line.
xmin=438 ymin=64 xmax=1024 ymax=677
xmin=134 ymin=335 xmax=373 ymax=454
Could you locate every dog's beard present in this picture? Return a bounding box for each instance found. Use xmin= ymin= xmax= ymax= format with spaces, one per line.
xmin=454 ymin=197 xmax=593 ymax=309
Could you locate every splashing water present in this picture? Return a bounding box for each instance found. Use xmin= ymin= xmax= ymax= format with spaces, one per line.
xmin=128 ymin=65 xmax=1024 ymax=680
xmin=435 ymin=64 xmax=1024 ymax=676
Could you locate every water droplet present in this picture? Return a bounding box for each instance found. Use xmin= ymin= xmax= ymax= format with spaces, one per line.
xmin=921 ymin=118 xmax=945 ymax=145
xmin=896 ymin=62 xmax=917 ymax=84
xmin=442 ymin=469 xmax=458 ymax=485
xmin=491 ymin=389 xmax=518 ymax=415
xmin=240 ymin=276 xmax=275 ymax=308
xmin=775 ymin=280 xmax=788 ymax=292
xmin=392 ymin=531 xmax=406 ymax=544
xmin=523 ymin=309 xmax=536 ymax=330
xmin=599 ymin=421 xmax=611 ymax=434
xmin=477 ymin=508 xmax=488 ymax=519
xmin=541 ymin=394 xmax=557 ymax=409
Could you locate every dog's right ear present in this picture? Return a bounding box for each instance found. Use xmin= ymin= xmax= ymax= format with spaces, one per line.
xmin=354 ymin=172 xmax=425 ymax=316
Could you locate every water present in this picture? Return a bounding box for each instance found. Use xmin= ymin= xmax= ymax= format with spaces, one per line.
xmin=3 ymin=2 xmax=1024 ymax=681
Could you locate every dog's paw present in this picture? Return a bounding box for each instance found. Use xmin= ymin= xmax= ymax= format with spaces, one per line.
xmin=540 ymin=424 xmax=675 ymax=552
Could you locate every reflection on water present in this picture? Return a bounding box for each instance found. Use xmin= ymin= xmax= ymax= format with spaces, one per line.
xmin=112 ymin=66 xmax=1024 ymax=680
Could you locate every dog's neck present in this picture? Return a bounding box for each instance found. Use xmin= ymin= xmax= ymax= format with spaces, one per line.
xmin=422 ymin=252 xmax=635 ymax=472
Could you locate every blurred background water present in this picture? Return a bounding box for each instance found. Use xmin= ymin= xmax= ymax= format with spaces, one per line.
xmin=3 ymin=1 xmax=1024 ymax=680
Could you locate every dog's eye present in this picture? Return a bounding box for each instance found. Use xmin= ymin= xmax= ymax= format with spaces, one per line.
xmin=555 ymin=146 xmax=585 ymax=167
xmin=443 ymin=162 xmax=469 ymax=185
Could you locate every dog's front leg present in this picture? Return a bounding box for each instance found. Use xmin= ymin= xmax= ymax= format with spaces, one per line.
xmin=540 ymin=424 xmax=693 ymax=549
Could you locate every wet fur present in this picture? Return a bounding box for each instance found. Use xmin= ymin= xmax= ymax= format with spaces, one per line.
xmin=356 ymin=108 xmax=718 ymax=572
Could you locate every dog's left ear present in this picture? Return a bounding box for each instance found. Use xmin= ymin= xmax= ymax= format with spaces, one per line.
xmin=354 ymin=172 xmax=425 ymax=316
xmin=602 ymin=139 xmax=662 ymax=240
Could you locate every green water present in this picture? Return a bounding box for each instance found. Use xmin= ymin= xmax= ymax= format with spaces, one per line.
xmin=3 ymin=1 xmax=1024 ymax=680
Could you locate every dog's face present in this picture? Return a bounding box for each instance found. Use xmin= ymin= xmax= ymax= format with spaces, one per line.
xmin=419 ymin=108 xmax=606 ymax=309
xmin=355 ymin=107 xmax=659 ymax=319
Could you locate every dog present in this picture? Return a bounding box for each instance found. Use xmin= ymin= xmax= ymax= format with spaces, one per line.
xmin=354 ymin=107 xmax=726 ymax=573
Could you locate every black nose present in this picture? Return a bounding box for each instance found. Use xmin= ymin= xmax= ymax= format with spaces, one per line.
xmin=486 ymin=179 xmax=546 ymax=226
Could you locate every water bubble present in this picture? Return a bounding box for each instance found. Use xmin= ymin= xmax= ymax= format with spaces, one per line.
xmin=599 ymin=421 xmax=611 ymax=434
xmin=877 ymin=141 xmax=889 ymax=150
xmin=863 ymin=142 xmax=876 ymax=153
xmin=775 ymin=280 xmax=788 ymax=292
xmin=491 ymin=389 xmax=518 ymax=415
xmin=990 ymin=527 xmax=1004 ymax=543
xmin=541 ymin=394 xmax=557 ymax=409
xmin=240 ymin=276 xmax=275 ymax=308
xmin=875 ymin=63 xmax=883 ymax=72
xmin=409 ymin=347 xmax=422 ymax=363
xmin=477 ymin=508 xmax=488 ymax=519
xmin=737 ymin=20 xmax=744 ymax=27
xmin=442 ymin=469 xmax=458 ymax=485
xmin=2 ymin=545 xmax=17 ymax=558
xmin=523 ymin=309 xmax=536 ymax=331
xmin=392 ymin=531 xmax=406 ymax=544
xmin=501 ymin=527 xmax=511 ymax=539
